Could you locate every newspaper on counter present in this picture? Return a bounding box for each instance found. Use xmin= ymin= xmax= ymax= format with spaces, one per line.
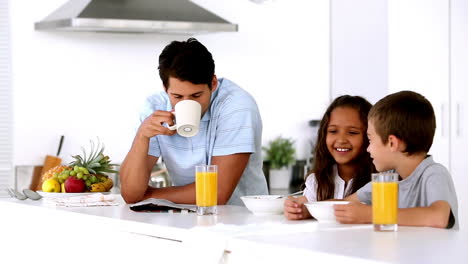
xmin=129 ymin=198 xmax=197 ymax=212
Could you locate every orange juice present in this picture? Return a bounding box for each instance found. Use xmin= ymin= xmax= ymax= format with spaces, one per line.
xmin=372 ymin=182 xmax=398 ymax=224
xmin=196 ymin=171 xmax=217 ymax=207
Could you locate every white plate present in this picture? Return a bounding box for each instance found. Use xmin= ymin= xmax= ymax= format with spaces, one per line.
xmin=37 ymin=191 xmax=111 ymax=198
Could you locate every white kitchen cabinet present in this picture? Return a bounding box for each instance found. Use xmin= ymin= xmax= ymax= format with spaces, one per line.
xmin=450 ymin=0 xmax=468 ymax=230
xmin=388 ymin=0 xmax=450 ymax=168
xmin=330 ymin=0 xmax=388 ymax=104
xmin=388 ymin=0 xmax=467 ymax=228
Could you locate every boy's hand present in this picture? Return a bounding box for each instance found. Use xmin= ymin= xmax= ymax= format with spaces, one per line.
xmin=334 ymin=202 xmax=372 ymax=224
xmin=284 ymin=196 xmax=310 ymax=220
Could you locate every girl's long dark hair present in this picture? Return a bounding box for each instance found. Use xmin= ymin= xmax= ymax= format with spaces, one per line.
xmin=310 ymin=95 xmax=375 ymax=201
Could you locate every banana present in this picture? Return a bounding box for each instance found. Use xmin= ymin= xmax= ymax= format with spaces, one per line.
xmin=90 ymin=183 xmax=107 ymax=192
xmin=101 ymin=178 xmax=113 ymax=191
xmin=90 ymin=177 xmax=113 ymax=192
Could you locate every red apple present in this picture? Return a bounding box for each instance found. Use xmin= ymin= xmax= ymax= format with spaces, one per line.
xmin=64 ymin=176 xmax=86 ymax=193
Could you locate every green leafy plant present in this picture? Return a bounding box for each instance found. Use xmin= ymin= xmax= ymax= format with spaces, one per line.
xmin=263 ymin=136 xmax=296 ymax=169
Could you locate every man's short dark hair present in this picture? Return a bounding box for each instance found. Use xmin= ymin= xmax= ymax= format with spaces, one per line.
xmin=368 ymin=90 xmax=436 ymax=155
xmin=158 ymin=38 xmax=215 ymax=90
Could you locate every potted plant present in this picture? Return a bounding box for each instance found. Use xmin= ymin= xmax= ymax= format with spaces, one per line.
xmin=263 ymin=136 xmax=296 ymax=189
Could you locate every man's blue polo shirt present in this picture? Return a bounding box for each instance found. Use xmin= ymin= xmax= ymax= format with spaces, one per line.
xmin=140 ymin=78 xmax=268 ymax=205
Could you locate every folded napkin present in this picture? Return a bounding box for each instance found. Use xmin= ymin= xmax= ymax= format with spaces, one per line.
xmin=44 ymin=193 xmax=119 ymax=207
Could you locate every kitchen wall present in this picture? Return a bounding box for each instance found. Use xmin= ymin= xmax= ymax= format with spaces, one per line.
xmin=10 ymin=0 xmax=330 ymax=165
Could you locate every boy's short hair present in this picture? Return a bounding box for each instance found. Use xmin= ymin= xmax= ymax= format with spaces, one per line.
xmin=158 ymin=38 xmax=215 ymax=90
xmin=368 ymin=90 xmax=436 ymax=155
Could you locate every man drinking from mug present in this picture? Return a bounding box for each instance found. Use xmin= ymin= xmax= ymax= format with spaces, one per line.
xmin=120 ymin=38 xmax=268 ymax=205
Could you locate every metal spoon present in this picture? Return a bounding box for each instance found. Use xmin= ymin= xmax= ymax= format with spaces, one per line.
xmin=8 ymin=188 xmax=27 ymax=200
xmin=276 ymin=190 xmax=304 ymax=199
xmin=23 ymin=189 xmax=42 ymax=200
xmin=6 ymin=188 xmax=16 ymax=199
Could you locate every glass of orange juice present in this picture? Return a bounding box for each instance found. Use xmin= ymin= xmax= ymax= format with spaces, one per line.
xmin=372 ymin=172 xmax=399 ymax=231
xmin=195 ymin=164 xmax=217 ymax=215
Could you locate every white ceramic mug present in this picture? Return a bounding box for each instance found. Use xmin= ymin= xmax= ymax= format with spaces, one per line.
xmin=168 ymin=100 xmax=202 ymax=137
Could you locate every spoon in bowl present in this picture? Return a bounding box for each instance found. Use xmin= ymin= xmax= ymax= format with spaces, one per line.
xmin=275 ymin=190 xmax=304 ymax=199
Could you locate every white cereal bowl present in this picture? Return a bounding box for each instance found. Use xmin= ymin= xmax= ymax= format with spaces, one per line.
xmin=240 ymin=195 xmax=286 ymax=215
xmin=304 ymin=201 xmax=350 ymax=223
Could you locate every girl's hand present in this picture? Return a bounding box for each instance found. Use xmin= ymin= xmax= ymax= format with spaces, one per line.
xmin=138 ymin=110 xmax=177 ymax=138
xmin=284 ymin=196 xmax=310 ymax=220
xmin=334 ymin=202 xmax=372 ymax=224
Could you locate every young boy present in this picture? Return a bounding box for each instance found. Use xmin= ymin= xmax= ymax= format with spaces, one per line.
xmin=334 ymin=90 xmax=459 ymax=229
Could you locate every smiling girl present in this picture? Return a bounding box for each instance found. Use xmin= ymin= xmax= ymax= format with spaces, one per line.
xmin=284 ymin=95 xmax=375 ymax=220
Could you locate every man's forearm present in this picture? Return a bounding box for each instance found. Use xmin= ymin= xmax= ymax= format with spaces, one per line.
xmin=143 ymin=184 xmax=197 ymax=204
xmin=120 ymin=134 xmax=153 ymax=203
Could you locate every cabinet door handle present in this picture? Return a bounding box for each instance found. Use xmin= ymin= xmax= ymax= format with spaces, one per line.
xmin=457 ymin=103 xmax=463 ymax=137
xmin=441 ymin=103 xmax=446 ymax=138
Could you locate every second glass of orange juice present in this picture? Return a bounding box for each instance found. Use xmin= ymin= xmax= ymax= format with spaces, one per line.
xmin=372 ymin=172 xmax=398 ymax=231
xmin=195 ymin=164 xmax=217 ymax=215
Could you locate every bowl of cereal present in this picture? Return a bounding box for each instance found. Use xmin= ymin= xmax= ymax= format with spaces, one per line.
xmin=240 ymin=195 xmax=286 ymax=215
xmin=304 ymin=201 xmax=350 ymax=223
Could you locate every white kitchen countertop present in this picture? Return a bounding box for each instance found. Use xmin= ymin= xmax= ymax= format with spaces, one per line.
xmin=1 ymin=195 xmax=466 ymax=264
xmin=226 ymin=225 xmax=467 ymax=264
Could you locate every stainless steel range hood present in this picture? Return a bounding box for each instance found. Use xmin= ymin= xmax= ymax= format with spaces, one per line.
xmin=34 ymin=0 xmax=238 ymax=34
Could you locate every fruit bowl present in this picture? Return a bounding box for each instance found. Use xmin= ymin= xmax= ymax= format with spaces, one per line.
xmin=40 ymin=140 xmax=117 ymax=194
xmin=304 ymin=201 xmax=350 ymax=223
xmin=240 ymin=195 xmax=286 ymax=215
